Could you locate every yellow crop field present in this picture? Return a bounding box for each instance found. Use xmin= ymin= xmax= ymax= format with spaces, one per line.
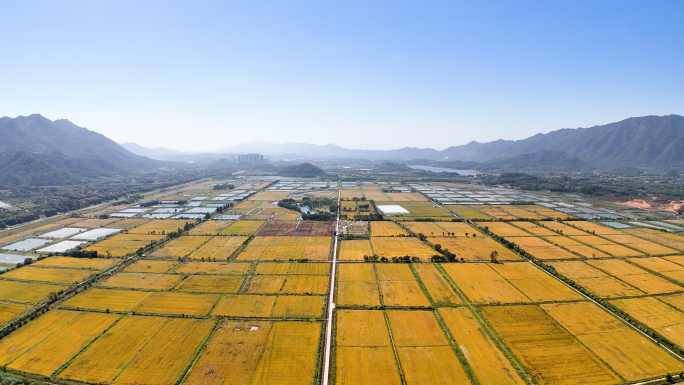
xmin=629 ymin=257 xmax=684 ymax=273
xmin=105 ymin=218 xmax=148 ymax=229
xmin=174 ymin=261 xmax=250 ymax=275
xmin=340 ymin=201 xmax=357 ymax=212
xmin=98 ymin=272 xmax=182 ymax=290
xmin=593 ymin=243 xmax=644 ymax=257
xmin=124 ymin=260 xmax=176 ymax=273
xmin=187 ymin=236 xmax=247 ymax=260
xmin=412 ymin=264 xmax=461 ymax=305
xmin=540 ymin=221 xmax=588 ymax=236
xmin=386 ymin=310 xmax=448 ymax=346
xmin=238 ymin=236 xmax=331 ymax=261
xmin=128 ymin=219 xmax=189 ymax=235
xmin=338 ymin=263 xmax=375 ymax=281
xmin=625 ymin=228 xmax=684 ymax=252
xmin=61 ymin=288 xmax=150 ymax=312
xmin=175 ymin=275 xmax=243 ymax=293
xmin=380 ymin=281 xmax=430 ymax=307
xmin=567 ymin=245 xmax=612 ymax=259
xmin=363 ymin=190 xmax=390 ymax=201
xmin=436 ymin=221 xmax=482 ymax=236
xmin=512 ymin=221 xmax=557 ymax=236
xmin=337 ymin=281 xmax=381 ymax=307
xmin=33 ymin=256 xmax=116 ymax=270
xmin=402 ymin=222 xmax=446 ymax=236
xmin=220 ymin=220 xmax=265 ymax=236
xmin=660 ymin=293 xmax=684 ymax=312
xmin=336 ymin=310 xmax=391 ymax=346
xmin=188 ymin=220 xmax=234 ymax=235
xmin=491 ymin=263 xmax=582 ymax=302
xmin=272 ymin=295 xmax=324 ymax=318
xmin=376 ymin=264 xmax=415 ymax=281
xmin=541 ymin=301 xmax=684 ymax=381
xmin=255 ymin=262 xmax=291 ymax=274
xmin=247 ymin=275 xmax=286 ymax=293
xmin=388 ymin=192 xmax=427 ymax=202
xmin=588 ymin=259 xmax=683 ymax=294
xmin=341 ymin=189 xmax=363 ymax=200
xmin=0 ymin=280 xmax=63 ymax=304
xmin=74 ymin=218 xmax=120 ymax=228
xmin=8 ymin=312 xmax=120 ymax=376
xmin=250 ymin=322 xmax=321 ymax=385
xmin=339 ymin=240 xmax=373 ymax=261
xmin=60 ymin=315 xmax=167 ymax=384
xmin=150 ymin=235 xmax=211 ymax=258
xmin=0 ymin=301 xmax=27 ymax=325
xmin=381 ymin=201 xmax=452 ymax=219
xmin=281 ymin=275 xmax=329 ymax=294
xmin=185 ymin=320 xmax=273 ymax=385
xmin=504 ymin=236 xmax=580 ymax=260
xmin=85 ymin=233 xmax=164 ymax=257
xmin=548 ymin=260 xmax=607 ymax=278
xmin=603 ymin=234 xmax=679 ymax=255
xmin=502 ymin=206 xmax=548 ymax=220
xmin=252 ymin=191 xmax=292 ymax=201
xmin=371 ymin=221 xmax=408 ymax=236
xmin=548 ymin=261 xmax=645 ymax=298
xmin=113 ymin=318 xmax=214 ymax=385
xmin=428 ymin=236 xmax=522 ymax=261
xmin=439 ymin=308 xmax=525 ymax=385
xmin=482 ymin=222 xmax=531 ymax=237
xmin=212 ymin=295 xmax=276 ymax=317
xmin=371 ymin=237 xmax=436 ymax=259
xmin=289 ymin=262 xmax=330 ymax=275
xmin=481 ymin=305 xmax=620 ymax=385
xmin=442 ymin=264 xmax=529 ymax=304
xmin=611 ymin=297 xmax=684 ymax=333
xmin=335 ymin=347 xmax=401 ymax=385
xmin=570 ymin=221 xmax=625 ymax=235
xmin=0 ymin=310 xmax=81 ymax=364
xmin=450 ymin=205 xmax=491 ymax=220
xmin=133 ymin=292 xmax=218 ymax=315
xmin=1 ymin=266 xmax=92 ymax=284
xmin=506 ymin=236 xmax=556 ymax=247
xmin=477 ymin=206 xmax=518 ymax=220
xmin=398 ymin=346 xmax=470 ymax=385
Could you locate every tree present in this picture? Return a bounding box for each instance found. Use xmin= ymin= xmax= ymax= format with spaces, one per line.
xmin=465 ymin=232 xmax=469 ymax=237
xmin=490 ymin=250 xmax=499 ymax=263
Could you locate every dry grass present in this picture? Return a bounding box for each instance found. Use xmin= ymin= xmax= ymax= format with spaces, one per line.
xmin=212 ymin=295 xmax=276 ymax=317
xmin=175 ymin=275 xmax=243 ymax=293
xmin=61 ymin=288 xmax=150 ymax=312
xmin=133 ymin=292 xmax=218 ymax=316
xmin=98 ymin=273 xmax=182 ymax=290
xmin=370 ymin=222 xmax=407 ymax=236
xmin=439 ymin=307 xmax=526 ymax=385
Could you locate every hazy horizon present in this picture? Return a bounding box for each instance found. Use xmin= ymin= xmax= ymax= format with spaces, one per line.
xmin=2 ymin=1 xmax=683 ymax=151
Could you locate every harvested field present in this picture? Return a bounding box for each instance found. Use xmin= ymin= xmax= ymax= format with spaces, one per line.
xmin=150 ymin=236 xmax=211 ymax=258
xmin=0 ymin=280 xmax=64 ymax=303
xmin=442 ymin=264 xmax=529 ymax=304
xmin=439 ymin=308 xmax=525 ymax=385
xmin=481 ymin=305 xmax=620 ymax=385
xmin=512 ymin=221 xmax=557 ymax=236
xmin=85 ymin=233 xmax=165 ymax=257
xmin=237 ymin=236 xmax=331 ymax=261
xmin=187 ymin=236 xmax=247 ymax=260
xmin=1 ymin=266 xmax=91 ymax=284
xmin=8 ymin=312 xmax=120 ymax=376
xmin=98 ymin=272 xmax=182 ymax=290
xmin=250 ymin=321 xmax=321 ymax=385
xmin=412 ymin=264 xmax=461 ymax=305
xmin=490 ymin=263 xmax=582 ymax=302
xmin=212 ymin=295 xmax=276 ymax=317
xmin=481 ymin=222 xmax=531 ymax=237
xmin=272 ymin=295 xmax=324 ymax=318
xmin=371 ymin=221 xmax=407 ymax=236
xmin=128 ymin=220 xmax=190 ymax=235
xmin=371 ymin=237 xmax=436 ymax=259
xmin=59 ymin=315 xmax=166 ymax=383
xmin=188 ymin=220 xmax=234 ymax=235
xmin=0 ymin=301 xmax=27 ymax=324
xmin=185 ymin=321 xmax=273 ymax=385
xmin=450 ymin=205 xmax=491 ymax=220
xmin=33 ymin=256 xmax=117 ymax=270
xmin=124 ymin=260 xmax=176 ymax=273
xmin=114 ymin=318 xmax=213 ymax=385
xmin=61 ymin=288 xmax=150 ymax=312
xmin=339 ymin=240 xmax=373 ymax=261
xmin=174 ymin=261 xmax=250 ymax=275
xmin=541 ymin=301 xmax=684 ymax=381
xmin=281 ymin=275 xmax=329 ymax=294
xmin=175 ymin=275 xmax=243 ymax=293
xmin=133 ymin=292 xmax=218 ymax=315
xmin=428 ymin=237 xmax=521 ymax=261
xmin=219 ymin=220 xmax=265 ymax=236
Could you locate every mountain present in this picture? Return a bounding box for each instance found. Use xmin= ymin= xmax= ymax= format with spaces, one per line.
xmin=480 ymin=150 xmax=590 ymax=172
xmin=120 ymin=142 xmax=188 ymax=160
xmin=278 ymin=163 xmax=325 ymax=177
xmin=0 ymin=114 xmax=160 ymax=185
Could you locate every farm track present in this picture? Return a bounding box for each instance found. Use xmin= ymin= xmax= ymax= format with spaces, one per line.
xmin=321 ymin=187 xmax=340 ymax=385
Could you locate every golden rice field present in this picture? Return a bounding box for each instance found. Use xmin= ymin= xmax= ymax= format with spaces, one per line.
xmin=61 ymin=288 xmax=151 ymax=312
xmin=98 ymin=272 xmax=182 ymax=290
xmin=238 ymin=236 xmax=331 ymax=261
xmin=246 ymin=275 xmax=286 ymax=294
xmin=442 ymin=264 xmax=529 ymax=304
xmin=149 ymin=236 xmax=211 ymax=258
xmin=540 ymin=301 xmax=684 ymax=381
xmin=128 ymin=219 xmax=189 ymax=235
xmin=341 ymin=189 xmax=364 ymax=200
xmin=375 ymin=265 xmax=430 ymax=307
xmin=363 ymin=190 xmax=390 ymax=201
xmin=611 ymin=296 xmax=684 ymax=349
xmin=481 ymin=305 xmax=621 ymax=385
xmin=489 ymin=262 xmax=582 ymax=302
xmin=412 ymin=264 xmax=461 ymax=305
xmin=133 ymin=292 xmax=219 ymax=316
xmin=370 ymin=221 xmax=408 ymax=236
xmin=289 ymin=262 xmax=330 ymax=275
xmin=74 ymin=218 xmax=121 ymax=228
xmin=568 ymin=221 xmax=624 ymax=235
xmin=439 ymin=307 xmax=526 ymax=385
xmin=220 ymin=220 xmax=265 ymax=235
xmin=338 ymin=240 xmax=373 ymax=261
xmin=280 ymin=275 xmax=329 ymax=294
xmin=449 ymin=206 xmax=491 ymax=220
xmin=0 ymin=301 xmax=28 ymax=325
xmin=477 ymin=205 xmax=518 ymax=220
xmin=548 ymin=261 xmax=645 ymax=298
xmin=252 ymin=190 xmax=292 ymax=201
xmin=123 ymin=259 xmax=177 ymax=273
xmin=539 ymin=221 xmax=588 ymax=236
xmin=500 ymin=206 xmax=547 ymax=220
xmin=271 ymin=295 xmax=325 ymax=318
xmin=211 ymin=294 xmax=276 ymax=317
xmin=33 ymin=256 xmax=117 ymax=270
xmin=625 ymin=228 xmax=684 ymax=252
xmin=187 ymin=220 xmax=234 ymax=235
xmin=481 ymin=221 xmax=531 ymax=237
xmin=85 ymin=233 xmax=165 ymax=257
xmin=370 ymin=237 xmax=436 ymax=259
xmin=603 ymin=234 xmax=679 ymax=255
xmin=7 ymin=311 xmax=120 ymax=376
xmin=403 ymin=222 xmax=449 ymax=236
xmin=174 ymin=261 xmax=250 ymax=275
xmin=255 ymin=262 xmax=291 ymax=274
xmin=104 ymin=218 xmax=149 ymax=229
xmin=187 ymin=236 xmax=248 ymax=260
xmin=524 ymin=206 xmax=575 ymax=219
xmin=512 ymin=221 xmax=558 ymax=236
xmin=175 ymin=275 xmax=243 ymax=293
xmin=429 ymin=236 xmax=522 ymax=261
xmin=504 ymin=236 xmax=580 ymax=260
xmin=0 ymin=279 xmax=64 ymax=304
xmin=382 ymin=201 xmax=453 ymax=218
xmin=587 ymin=259 xmax=684 ymax=295
xmin=336 ymin=264 xmax=381 ymax=307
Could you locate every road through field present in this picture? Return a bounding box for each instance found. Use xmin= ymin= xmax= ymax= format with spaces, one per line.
xmin=322 ymin=188 xmax=341 ymax=385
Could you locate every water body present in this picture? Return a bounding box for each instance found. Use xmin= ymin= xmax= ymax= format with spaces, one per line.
xmin=408 ymin=165 xmax=474 ymax=175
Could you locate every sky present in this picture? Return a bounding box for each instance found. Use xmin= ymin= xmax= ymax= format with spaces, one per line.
xmin=1 ymin=1 xmax=683 ymax=151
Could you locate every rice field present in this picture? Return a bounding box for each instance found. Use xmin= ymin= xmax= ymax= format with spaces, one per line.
xmin=175 ymin=275 xmax=244 ymax=293
xmin=500 ymin=206 xmax=547 ymax=220
xmin=123 ymin=259 xmax=177 ymax=273
xmin=187 ymin=220 xmax=234 ymax=235
xmin=370 ymin=221 xmax=408 ymax=236
xmin=98 ymin=272 xmax=182 ymax=290
xmin=128 ymin=220 xmax=190 ymax=235
xmin=490 ymin=262 xmax=583 ymax=302
xmin=587 ymin=259 xmax=684 ymax=295
xmin=450 ymin=205 xmax=491 ymax=220
xmin=0 ymin=301 xmax=29 ymax=324
xmin=412 ymin=264 xmax=461 ymax=305
xmin=173 ymin=261 xmax=250 ymax=275
xmin=0 ymin=280 xmax=64 ymax=304
xmin=505 ymin=236 xmax=581 ymax=260
xmin=1 ymin=266 xmax=92 ymax=284
xmin=186 ymin=236 xmax=248 ymax=260
xmin=512 ymin=221 xmax=558 ymax=236
xmin=370 ymin=237 xmax=436 ymax=259
xmin=219 ymin=220 xmax=265 ymax=235
xmin=603 ymin=234 xmax=679 ymax=255
xmin=132 ymin=292 xmax=219 ymax=316
xmin=61 ymin=288 xmax=151 ymax=312
xmin=428 ymin=236 xmax=522 ymax=261
xmin=624 ymin=228 xmax=684 ymax=252
xmin=85 ymin=233 xmax=165 ymax=256
xmin=33 ymin=256 xmax=117 ymax=270
xmin=149 ymin=236 xmax=211 ymax=258
xmin=271 ymin=295 xmax=325 ymax=318
xmin=442 ymin=264 xmax=529 ymax=304
xmin=336 ymin=264 xmax=381 ymax=307
xmin=339 ymin=240 xmax=373 ymax=261
xmin=481 ymin=221 xmax=531 ymax=237
xmin=569 ymin=221 xmax=625 ymax=235
xmin=611 ymin=296 xmax=684 ymax=349
xmin=477 ymin=205 xmax=518 ymax=220
xmin=237 ymin=236 xmax=331 ymax=261
xmin=212 ymin=295 xmax=276 ymax=317
xmin=548 ymin=261 xmax=645 ymax=298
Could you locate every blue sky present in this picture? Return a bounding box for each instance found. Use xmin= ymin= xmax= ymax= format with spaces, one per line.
xmin=1 ymin=1 xmax=683 ymax=151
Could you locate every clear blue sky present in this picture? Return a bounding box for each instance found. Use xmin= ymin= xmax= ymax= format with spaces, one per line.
xmin=2 ymin=1 xmax=683 ymax=151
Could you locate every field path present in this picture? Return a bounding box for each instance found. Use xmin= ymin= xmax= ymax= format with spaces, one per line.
xmin=322 ymin=187 xmax=341 ymax=385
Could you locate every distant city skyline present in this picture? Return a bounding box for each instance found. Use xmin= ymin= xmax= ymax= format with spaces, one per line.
xmin=2 ymin=1 xmax=683 ymax=151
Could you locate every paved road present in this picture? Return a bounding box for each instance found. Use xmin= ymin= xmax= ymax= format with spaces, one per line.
xmin=321 ymin=188 xmax=341 ymax=385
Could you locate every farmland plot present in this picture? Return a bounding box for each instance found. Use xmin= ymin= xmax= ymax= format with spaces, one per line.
xmin=0 ymin=280 xmax=64 ymax=304
xmin=370 ymin=237 xmax=436 ymax=259
xmin=442 ymin=264 xmax=529 ymax=304
xmin=124 ymin=260 xmax=177 ymax=273
xmin=371 ymin=221 xmax=408 ymax=236
xmin=336 ymin=263 xmax=381 ymax=307
xmin=376 ymin=264 xmax=430 ymax=307
xmin=211 ymin=294 xmax=276 ymax=317
xmin=98 ymin=273 xmax=182 ymax=290
xmin=1 ymin=266 xmax=92 ymax=284
xmin=339 ymin=239 xmax=373 ymax=261
xmin=412 ymin=264 xmax=461 ymax=305
xmin=150 ymin=236 xmax=211 ymax=258
xmin=219 ymin=220 xmax=265 ymax=236
xmin=61 ymin=288 xmax=150 ymax=312
xmin=33 ymin=256 xmax=117 ymax=270
xmin=133 ymin=292 xmax=219 ymax=316
xmin=174 ymin=261 xmax=250 ymax=275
